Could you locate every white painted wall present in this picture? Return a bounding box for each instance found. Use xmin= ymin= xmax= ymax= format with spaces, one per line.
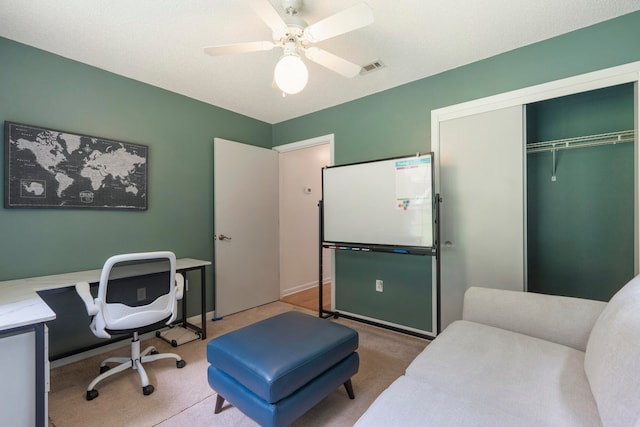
xmin=279 ymin=144 xmax=331 ymax=296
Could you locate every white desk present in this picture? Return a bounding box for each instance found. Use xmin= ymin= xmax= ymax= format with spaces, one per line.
xmin=0 ymin=258 xmax=210 ymax=332
xmin=0 ymin=258 xmax=211 ymax=427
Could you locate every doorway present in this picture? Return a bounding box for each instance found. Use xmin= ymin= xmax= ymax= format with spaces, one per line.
xmin=274 ymin=135 xmax=334 ymax=312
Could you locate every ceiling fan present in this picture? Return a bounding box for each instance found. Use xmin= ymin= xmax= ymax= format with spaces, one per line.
xmin=204 ymin=0 xmax=374 ymax=94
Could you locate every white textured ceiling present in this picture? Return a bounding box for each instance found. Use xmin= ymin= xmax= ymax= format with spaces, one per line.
xmin=1 ymin=0 xmax=639 ymax=124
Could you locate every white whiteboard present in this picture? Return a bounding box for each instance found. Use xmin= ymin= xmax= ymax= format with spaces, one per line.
xmin=322 ymin=154 xmax=434 ymax=249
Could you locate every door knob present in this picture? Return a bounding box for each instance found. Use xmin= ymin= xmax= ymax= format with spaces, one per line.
xmin=217 ymin=234 xmax=232 ymax=241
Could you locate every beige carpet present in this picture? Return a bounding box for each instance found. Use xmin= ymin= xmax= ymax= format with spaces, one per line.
xmin=48 ymin=302 xmax=428 ymax=427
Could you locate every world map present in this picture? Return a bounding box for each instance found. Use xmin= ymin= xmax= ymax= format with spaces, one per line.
xmin=5 ymin=122 xmax=147 ymax=209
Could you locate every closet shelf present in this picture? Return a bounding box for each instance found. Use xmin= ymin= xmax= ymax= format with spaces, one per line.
xmin=526 ymin=129 xmax=635 ymax=154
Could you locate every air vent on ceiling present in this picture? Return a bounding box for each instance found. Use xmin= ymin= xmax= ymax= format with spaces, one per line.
xmin=360 ymin=60 xmax=385 ymax=75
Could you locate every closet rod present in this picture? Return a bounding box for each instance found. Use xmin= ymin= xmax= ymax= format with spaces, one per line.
xmin=526 ymin=129 xmax=635 ymax=154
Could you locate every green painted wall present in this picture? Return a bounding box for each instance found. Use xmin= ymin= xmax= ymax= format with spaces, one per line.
xmin=3 ymin=10 xmax=640 ymax=352
xmin=272 ymin=11 xmax=640 ymax=329
xmin=0 ymin=37 xmax=271 ymax=357
xmin=527 ymin=84 xmax=635 ymax=301
xmin=336 ymin=251 xmax=432 ymax=331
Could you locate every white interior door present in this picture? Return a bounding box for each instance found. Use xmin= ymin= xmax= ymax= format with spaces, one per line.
xmin=214 ymin=138 xmax=279 ymax=317
xmin=438 ymin=105 xmax=525 ymax=330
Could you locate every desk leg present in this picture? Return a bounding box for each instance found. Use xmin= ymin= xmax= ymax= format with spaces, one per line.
xmin=200 ymin=266 xmax=207 ymax=339
xmin=174 ymin=267 xmax=207 ymax=340
xmin=181 ymin=274 xmax=188 ymax=328
xmin=35 ymin=323 xmax=47 ymax=427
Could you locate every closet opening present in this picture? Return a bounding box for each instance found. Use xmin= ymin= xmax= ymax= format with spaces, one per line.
xmin=526 ymin=83 xmax=635 ymax=301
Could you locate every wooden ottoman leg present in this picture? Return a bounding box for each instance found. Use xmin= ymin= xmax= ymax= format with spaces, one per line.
xmin=214 ymin=395 xmax=226 ymax=413
xmin=344 ymin=379 xmax=355 ymax=399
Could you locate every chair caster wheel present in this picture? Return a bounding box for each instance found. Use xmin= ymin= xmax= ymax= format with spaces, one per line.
xmin=86 ymin=389 xmax=99 ymax=401
xmin=171 ymin=339 xmax=178 ymax=347
xmin=150 ymin=349 xmax=159 ymax=355
xmin=99 ymin=365 xmax=110 ymax=374
xmin=155 ymin=331 xmax=161 ymax=337
xmin=176 ymin=359 xmax=186 ymax=368
xmin=142 ymin=384 xmax=154 ymax=396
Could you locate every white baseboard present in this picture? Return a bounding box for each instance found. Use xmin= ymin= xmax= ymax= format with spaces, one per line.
xmin=280 ymin=278 xmax=332 ymax=298
xmin=51 ymin=310 xmax=215 ymax=368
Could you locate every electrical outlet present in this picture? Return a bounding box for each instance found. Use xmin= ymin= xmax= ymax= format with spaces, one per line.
xmin=375 ymin=280 xmax=383 ymax=292
xmin=137 ymin=287 xmax=146 ymax=301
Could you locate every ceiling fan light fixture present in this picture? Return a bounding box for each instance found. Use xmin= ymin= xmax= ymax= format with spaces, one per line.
xmin=274 ymin=53 xmax=308 ymax=95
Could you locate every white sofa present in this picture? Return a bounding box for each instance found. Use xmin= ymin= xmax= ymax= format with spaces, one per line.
xmin=355 ymin=276 xmax=640 ymax=427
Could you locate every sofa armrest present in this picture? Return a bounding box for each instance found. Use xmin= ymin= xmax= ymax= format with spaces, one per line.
xmin=462 ymin=286 xmax=606 ymax=352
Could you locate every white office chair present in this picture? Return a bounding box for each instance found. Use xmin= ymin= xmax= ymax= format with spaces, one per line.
xmin=75 ymin=251 xmax=186 ymax=400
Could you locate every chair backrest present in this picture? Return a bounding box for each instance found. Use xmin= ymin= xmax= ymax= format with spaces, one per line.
xmin=96 ymin=251 xmax=179 ymax=333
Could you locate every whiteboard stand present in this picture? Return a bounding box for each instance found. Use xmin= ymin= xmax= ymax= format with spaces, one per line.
xmin=435 ymin=194 xmax=442 ymax=334
xmin=317 ymin=193 xmax=442 ymax=339
xmin=317 ymin=154 xmax=440 ymax=337
xmin=318 ymin=200 xmax=337 ymax=320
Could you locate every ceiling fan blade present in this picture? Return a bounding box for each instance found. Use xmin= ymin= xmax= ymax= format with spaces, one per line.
xmin=304 ymin=47 xmax=362 ymax=78
xmin=247 ymin=0 xmax=288 ymax=38
xmin=304 ymin=3 xmax=374 ymax=43
xmin=204 ymin=41 xmax=275 ymax=56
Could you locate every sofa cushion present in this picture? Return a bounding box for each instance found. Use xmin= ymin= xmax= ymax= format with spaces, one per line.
xmin=405 ymin=320 xmax=601 ymax=427
xmin=354 ymin=375 xmax=536 ymax=427
xmin=584 ymin=276 xmax=640 ymax=427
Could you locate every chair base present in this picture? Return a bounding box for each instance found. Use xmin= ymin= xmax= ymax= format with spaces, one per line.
xmin=85 ymin=332 xmax=185 ymax=400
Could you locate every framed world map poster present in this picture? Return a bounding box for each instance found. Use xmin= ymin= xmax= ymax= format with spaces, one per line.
xmin=4 ymin=121 xmax=148 ymax=210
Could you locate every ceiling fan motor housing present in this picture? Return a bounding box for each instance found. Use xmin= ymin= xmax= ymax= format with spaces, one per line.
xmin=282 ymin=36 xmax=299 ymax=55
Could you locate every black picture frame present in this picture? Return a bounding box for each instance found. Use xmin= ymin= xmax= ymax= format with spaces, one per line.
xmin=4 ymin=121 xmax=148 ymax=210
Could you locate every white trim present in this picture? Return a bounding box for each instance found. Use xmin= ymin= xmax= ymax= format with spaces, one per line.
xmin=273 ymin=134 xmax=335 ymax=164
xmin=280 ymin=278 xmax=332 ymax=298
xmin=432 ymin=61 xmax=640 ymax=334
xmin=432 ymin=61 xmax=640 ymax=124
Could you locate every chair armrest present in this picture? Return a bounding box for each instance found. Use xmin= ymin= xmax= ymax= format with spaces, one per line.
xmin=175 ymin=273 xmax=184 ymax=300
xmin=75 ymin=281 xmax=99 ymax=316
xmin=462 ymin=286 xmax=606 ymax=352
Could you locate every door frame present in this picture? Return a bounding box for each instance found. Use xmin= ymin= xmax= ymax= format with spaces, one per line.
xmin=273 ymin=134 xmax=335 ymax=162
xmin=431 ymin=61 xmax=640 ymax=309
xmin=273 ymin=134 xmax=335 ymax=306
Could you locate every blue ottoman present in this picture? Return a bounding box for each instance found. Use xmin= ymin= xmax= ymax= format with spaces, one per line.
xmin=207 ymin=311 xmax=359 ymax=427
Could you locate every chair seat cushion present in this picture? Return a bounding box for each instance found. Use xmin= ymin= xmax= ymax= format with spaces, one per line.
xmin=207 ymin=311 xmax=358 ymax=403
